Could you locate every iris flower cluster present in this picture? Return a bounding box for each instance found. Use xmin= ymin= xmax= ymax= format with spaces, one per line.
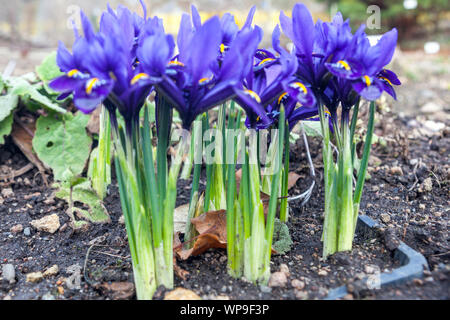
xmin=50 ymin=2 xmax=400 ymax=299
xmin=277 ymin=3 xmax=400 ymax=257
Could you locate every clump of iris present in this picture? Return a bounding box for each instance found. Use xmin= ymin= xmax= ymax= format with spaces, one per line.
xmin=279 ymin=3 xmax=400 ymax=258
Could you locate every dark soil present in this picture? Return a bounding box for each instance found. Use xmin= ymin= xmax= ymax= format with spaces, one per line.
xmin=0 ymin=107 xmax=448 ymax=300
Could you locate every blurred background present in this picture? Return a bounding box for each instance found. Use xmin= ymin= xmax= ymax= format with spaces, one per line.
xmin=0 ymin=0 xmax=449 ymax=118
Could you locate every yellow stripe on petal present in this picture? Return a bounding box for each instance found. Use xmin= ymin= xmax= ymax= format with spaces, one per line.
xmin=379 ymin=76 xmax=392 ymax=86
xmin=168 ymin=60 xmax=184 ymax=67
xmin=337 ymin=60 xmax=351 ymax=71
xmin=258 ymin=58 xmax=275 ymax=66
xmin=277 ymin=92 xmax=288 ymax=105
xmin=130 ymin=73 xmax=149 ymax=85
xmin=199 ymin=77 xmax=211 ymax=84
xmin=67 ymin=69 xmax=79 ymax=77
xmin=220 ymin=43 xmax=225 ymax=53
xmin=244 ymin=89 xmax=261 ymax=103
xmin=290 ymin=82 xmax=308 ymax=94
xmin=363 ymin=75 xmax=372 ymax=87
xmin=85 ymin=78 xmax=99 ymax=95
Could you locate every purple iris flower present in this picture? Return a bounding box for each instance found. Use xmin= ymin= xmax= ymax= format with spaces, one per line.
xmin=236 ymin=24 xmax=316 ymax=130
xmin=135 ymin=9 xmax=264 ymax=129
xmin=279 ymin=3 xmax=400 ymax=116
xmin=50 ymin=4 xmax=154 ymax=126
xmin=49 ymin=12 xmax=116 ymax=113
xmin=325 ymin=26 xmax=401 ymax=101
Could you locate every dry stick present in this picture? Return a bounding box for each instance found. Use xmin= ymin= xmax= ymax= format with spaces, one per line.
xmin=83 ymin=244 xmax=127 ymax=287
xmin=429 ymin=170 xmax=441 ymax=188
xmin=287 ymin=123 xmax=316 ymax=206
xmin=90 ymin=250 xmax=130 ymax=260
xmin=408 ymin=158 xmax=421 ymax=192
xmin=0 ymin=163 xmax=34 ymax=181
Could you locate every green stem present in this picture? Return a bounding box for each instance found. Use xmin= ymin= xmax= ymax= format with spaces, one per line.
xmin=319 ymin=104 xmax=339 ymax=258
xmin=279 ymin=121 xmax=290 ymax=222
xmin=337 ymin=119 xmax=354 ymax=252
xmin=91 ymin=105 xmax=111 ymax=199
xmin=184 ymin=116 xmax=203 ymax=248
xmin=160 ymin=132 xmax=188 ymax=288
xmin=263 ymin=107 xmax=285 ymax=281
xmin=353 ymin=101 xmax=375 ymax=229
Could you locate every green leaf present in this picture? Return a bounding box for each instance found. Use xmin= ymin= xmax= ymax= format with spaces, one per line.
xmin=0 ymin=113 xmax=14 ymax=145
xmin=0 ymin=93 xmax=19 ymax=122
xmin=33 ymin=112 xmax=92 ymax=181
xmin=8 ymin=77 xmax=66 ymax=114
xmin=55 ymin=179 xmax=110 ymax=224
xmin=302 ymin=120 xmax=323 ymax=137
xmin=36 ymin=52 xmax=63 ymax=82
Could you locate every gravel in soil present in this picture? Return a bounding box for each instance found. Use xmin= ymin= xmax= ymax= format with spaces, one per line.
xmin=0 ymin=106 xmax=448 ymax=300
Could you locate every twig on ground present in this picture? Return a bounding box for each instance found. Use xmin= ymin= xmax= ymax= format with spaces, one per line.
xmin=0 ymin=163 xmax=34 ymax=181
xmin=408 ymin=158 xmax=421 ymax=192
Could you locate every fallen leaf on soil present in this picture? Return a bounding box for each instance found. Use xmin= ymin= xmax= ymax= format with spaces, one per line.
xmin=287 ymin=172 xmax=301 ymax=190
xmin=175 ymin=210 xmax=277 ymax=260
xmin=175 ymin=210 xmax=227 ymax=260
xmin=98 ymin=282 xmax=135 ymax=300
xmin=173 ymin=255 xmax=189 ymax=280
xmin=11 ymin=120 xmax=48 ymax=185
xmin=164 ymin=288 xmax=201 ymax=300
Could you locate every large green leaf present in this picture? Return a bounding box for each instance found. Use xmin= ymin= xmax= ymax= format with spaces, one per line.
xmin=33 ymin=112 xmax=92 ymax=181
xmin=0 ymin=93 xmax=19 ymax=122
xmin=8 ymin=77 xmax=66 ymax=114
xmin=0 ymin=112 xmax=14 ymax=145
xmin=36 ymin=51 xmax=63 ymax=82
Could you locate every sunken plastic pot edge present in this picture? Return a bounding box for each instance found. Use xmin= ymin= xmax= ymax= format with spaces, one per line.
xmin=324 ymin=215 xmax=429 ymax=300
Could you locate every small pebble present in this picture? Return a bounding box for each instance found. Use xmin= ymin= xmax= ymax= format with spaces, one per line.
xmin=318 ymin=270 xmax=328 ymax=277
xmin=291 ymin=279 xmax=305 ymax=290
xmin=26 ymin=271 xmax=44 ymax=283
xmin=23 ymin=227 xmax=31 ymax=236
xmin=295 ymin=290 xmax=308 ymax=300
xmin=389 ymin=166 xmax=403 ymax=176
xmin=279 ymin=264 xmax=290 ymax=276
xmin=268 ymin=272 xmax=288 ymax=287
xmin=1 ymin=188 xmax=14 ymax=198
xmin=10 ymin=224 xmax=23 ymax=234
xmin=2 ymin=264 xmax=15 ymax=284
xmin=380 ymin=214 xmax=390 ymax=223
xmin=259 ymin=285 xmax=272 ymax=293
xmin=43 ymin=265 xmax=59 ymax=278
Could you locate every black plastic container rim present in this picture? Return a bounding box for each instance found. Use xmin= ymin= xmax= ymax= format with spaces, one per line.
xmin=325 ymin=215 xmax=429 ymax=300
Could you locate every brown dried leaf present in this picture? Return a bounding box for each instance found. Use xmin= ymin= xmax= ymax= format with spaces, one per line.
xmin=175 ymin=210 xmax=227 ymax=260
xmin=191 ymin=210 xmax=227 ymax=242
xmin=287 ymin=172 xmax=301 ymax=190
xmin=11 ymin=120 xmax=48 ymax=185
xmin=99 ymin=282 xmax=135 ymax=300
xmin=173 ymin=256 xmax=189 ymax=280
